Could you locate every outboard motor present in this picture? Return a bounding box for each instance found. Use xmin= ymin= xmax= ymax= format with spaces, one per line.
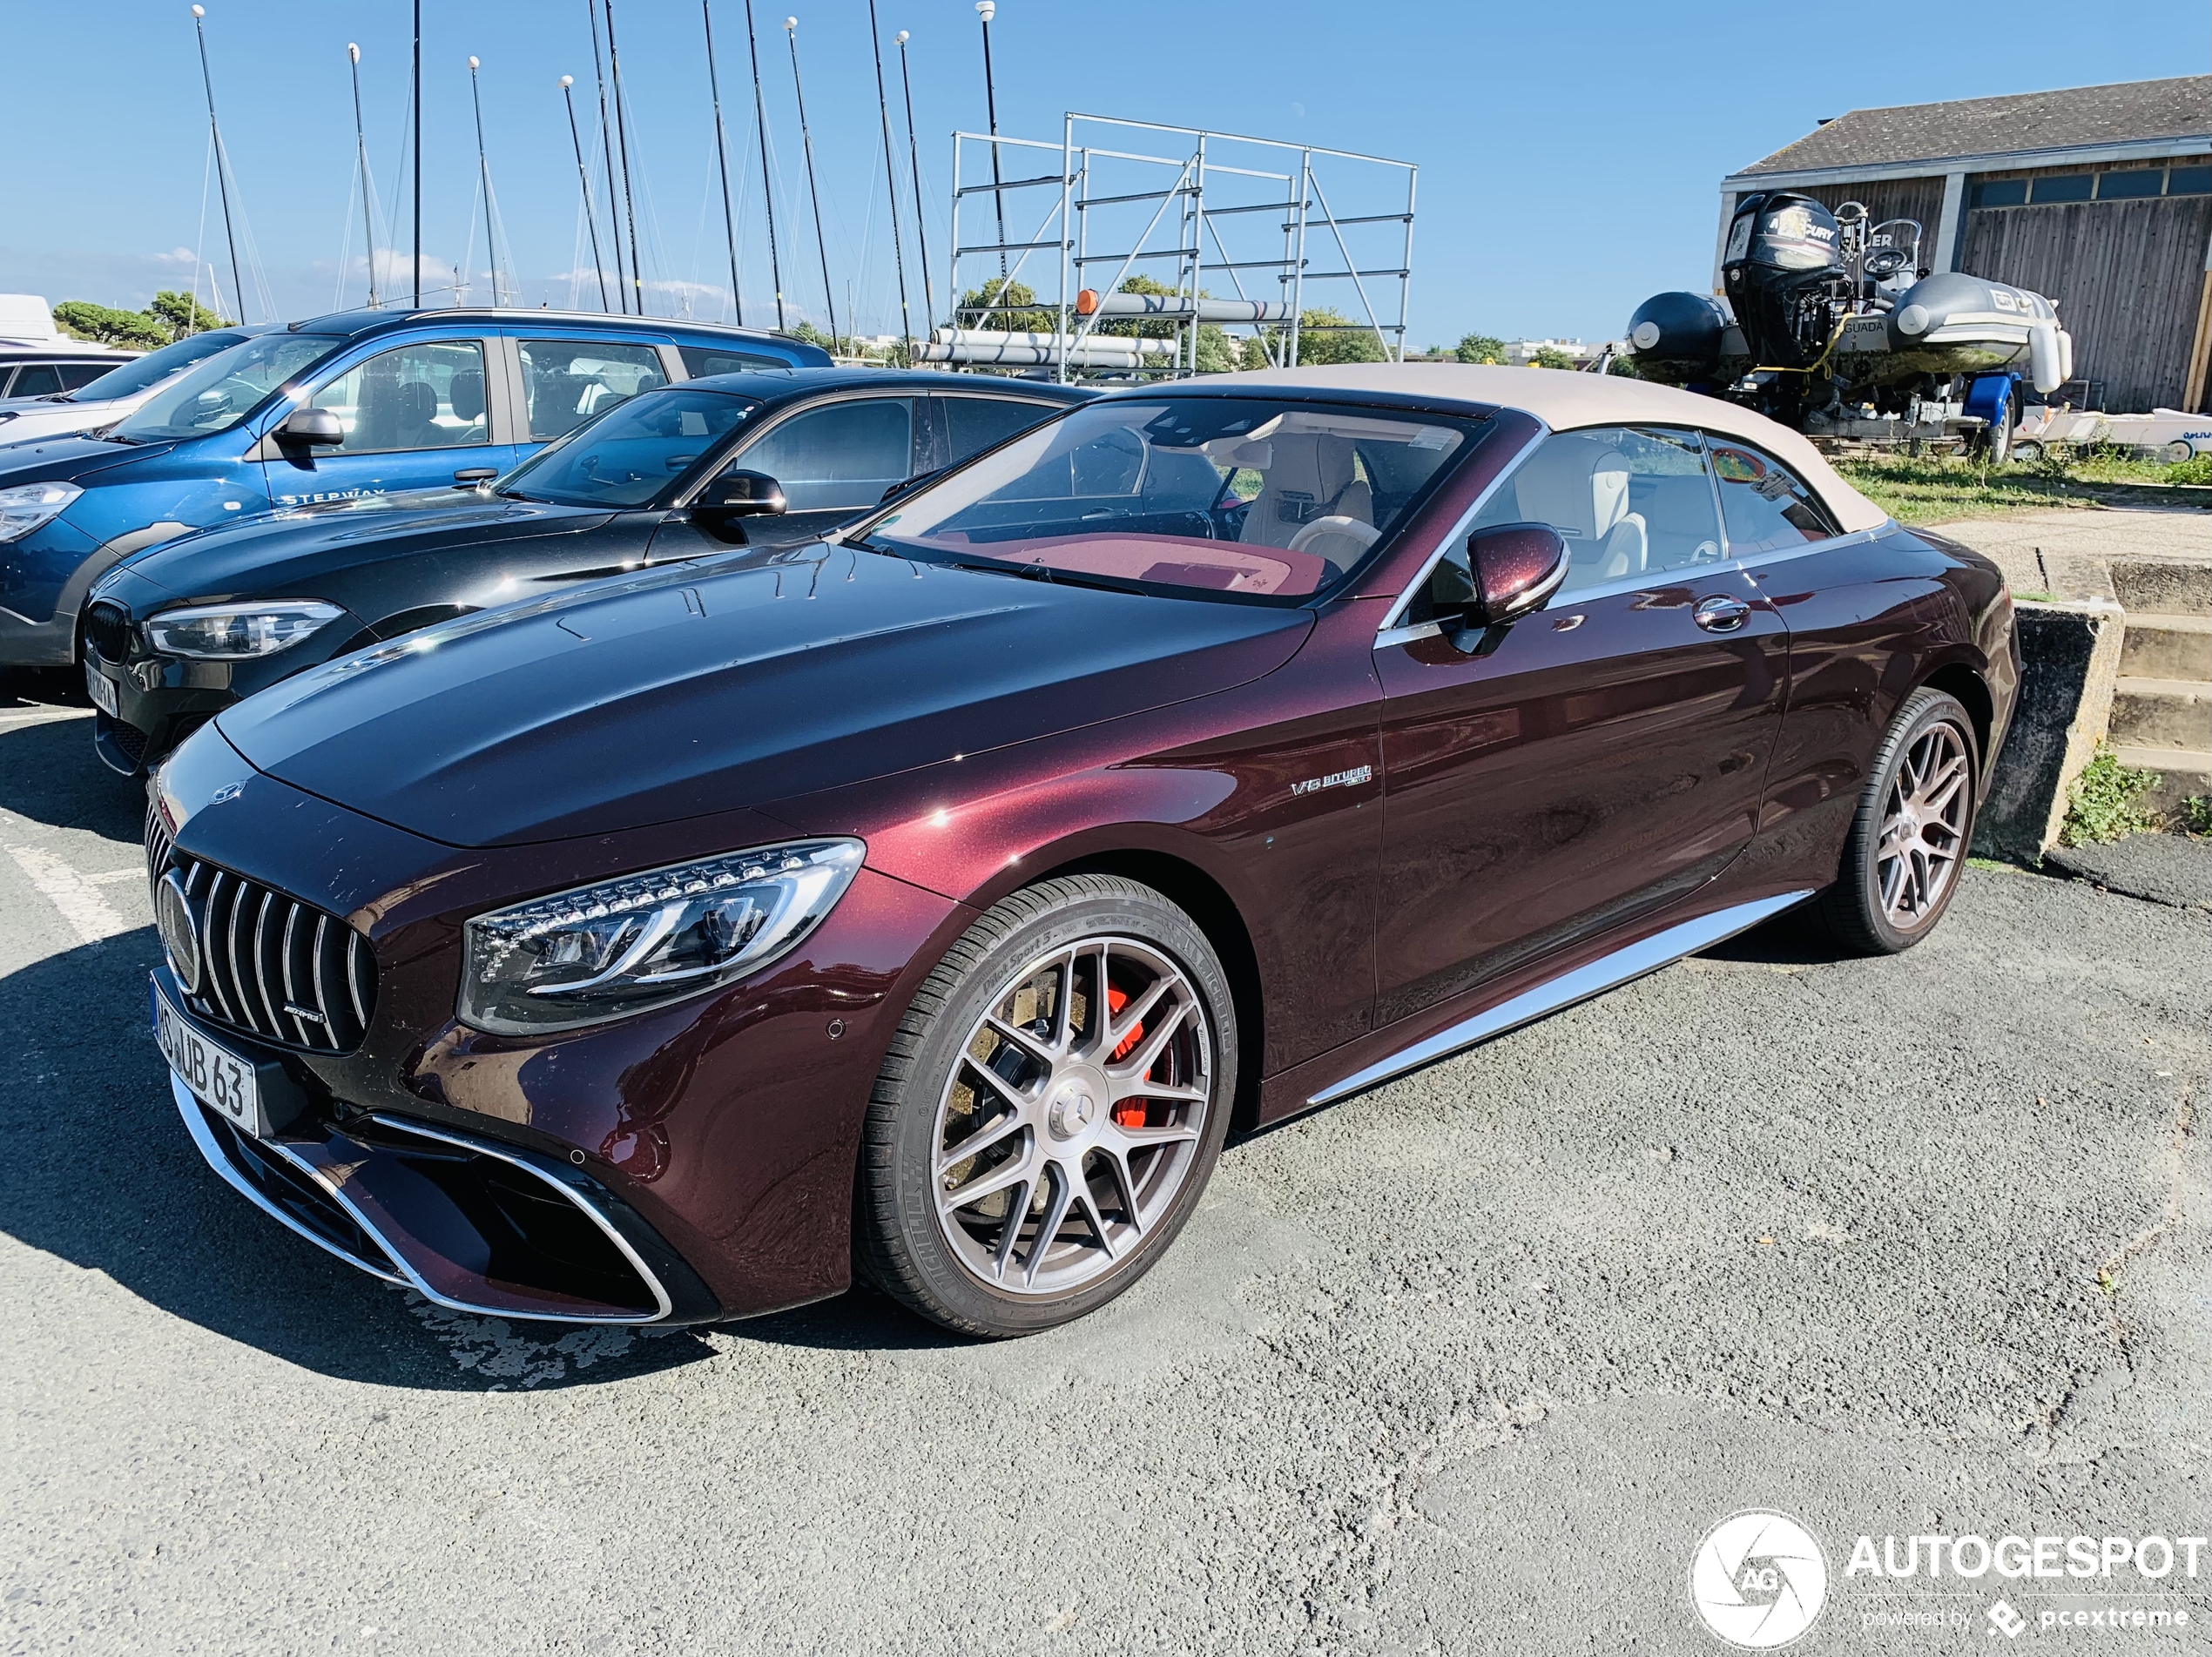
xmin=1722 ymin=192 xmax=1847 ymax=371
xmin=1625 ymin=291 xmax=1730 ymax=384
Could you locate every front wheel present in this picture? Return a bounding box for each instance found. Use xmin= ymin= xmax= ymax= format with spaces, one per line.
xmin=1812 ymin=687 xmax=1979 ymax=954
xmin=857 ymin=874 xmax=1237 ymax=1337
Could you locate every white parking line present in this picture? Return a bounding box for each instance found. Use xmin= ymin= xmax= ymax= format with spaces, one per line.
xmin=5 ymin=843 xmax=136 ymax=945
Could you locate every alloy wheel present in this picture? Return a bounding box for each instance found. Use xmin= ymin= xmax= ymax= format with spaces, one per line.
xmin=931 ymin=935 xmax=1211 ymax=1296
xmin=1877 ymin=720 xmax=1969 ymax=928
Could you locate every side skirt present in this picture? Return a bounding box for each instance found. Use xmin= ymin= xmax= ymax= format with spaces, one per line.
xmin=1300 ymin=889 xmax=1814 ymax=1110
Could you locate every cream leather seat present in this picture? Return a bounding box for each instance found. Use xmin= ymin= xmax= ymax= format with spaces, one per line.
xmin=1239 ymin=434 xmax=1374 ymax=550
xmin=1514 ymin=434 xmax=1646 ymax=581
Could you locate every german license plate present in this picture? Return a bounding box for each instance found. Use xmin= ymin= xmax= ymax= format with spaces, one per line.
xmin=84 ymin=660 xmax=120 ymax=717
xmin=153 ymin=978 xmax=265 ymax=1136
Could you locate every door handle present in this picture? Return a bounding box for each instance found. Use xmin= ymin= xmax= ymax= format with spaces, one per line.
xmin=1694 ymin=596 xmax=1751 ymax=633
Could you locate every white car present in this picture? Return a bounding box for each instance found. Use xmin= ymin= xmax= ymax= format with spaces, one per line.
xmin=0 ymin=326 xmax=269 ymax=448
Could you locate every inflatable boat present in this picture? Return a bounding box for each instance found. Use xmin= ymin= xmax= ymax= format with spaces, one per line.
xmin=1624 ymin=192 xmax=2073 ymax=444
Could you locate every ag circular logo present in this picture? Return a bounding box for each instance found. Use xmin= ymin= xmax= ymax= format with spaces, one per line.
xmin=1689 ymin=1510 xmax=1827 ymax=1649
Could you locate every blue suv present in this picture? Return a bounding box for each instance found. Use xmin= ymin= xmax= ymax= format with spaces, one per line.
xmin=0 ymin=307 xmax=829 ymax=668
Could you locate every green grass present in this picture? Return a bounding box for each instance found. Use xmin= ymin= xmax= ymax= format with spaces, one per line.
xmin=1832 ymin=450 xmax=2211 ymax=525
xmin=2061 ymin=745 xmax=2163 ymax=845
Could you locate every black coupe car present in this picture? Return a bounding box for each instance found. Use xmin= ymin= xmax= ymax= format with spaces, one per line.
xmin=82 ymin=368 xmax=1088 ymax=772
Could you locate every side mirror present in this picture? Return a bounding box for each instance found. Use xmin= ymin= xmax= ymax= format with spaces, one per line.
xmin=277 ymin=407 xmax=346 ymax=446
xmin=693 ymin=470 xmax=786 ymax=517
xmin=1465 ymin=522 xmax=1569 ymax=625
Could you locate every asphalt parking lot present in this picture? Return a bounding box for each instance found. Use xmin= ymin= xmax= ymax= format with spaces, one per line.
xmin=3 ymin=671 xmax=2207 ymax=1656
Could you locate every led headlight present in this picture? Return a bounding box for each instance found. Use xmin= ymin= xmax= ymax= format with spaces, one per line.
xmin=144 ymin=600 xmax=345 ymax=659
xmin=460 ymin=839 xmax=866 ymax=1035
xmin=0 ymin=481 xmax=81 ymax=541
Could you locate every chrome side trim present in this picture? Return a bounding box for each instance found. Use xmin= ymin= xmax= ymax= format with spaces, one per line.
xmin=170 ymin=1075 xmax=408 ymax=1285
xmin=366 ymin=1114 xmax=677 ymax=1325
xmin=1305 ymin=890 xmax=1814 ymax=1108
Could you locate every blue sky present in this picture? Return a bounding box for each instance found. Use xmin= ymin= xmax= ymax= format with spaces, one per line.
xmin=3 ymin=1 xmax=2202 ymax=346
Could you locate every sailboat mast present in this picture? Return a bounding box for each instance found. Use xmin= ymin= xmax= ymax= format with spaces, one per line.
xmin=468 ymin=57 xmax=501 ymax=306
xmin=412 ymin=0 xmax=422 ymax=306
xmin=702 ymin=1 xmax=745 ymax=327
xmin=189 ymin=5 xmax=248 ymax=323
xmin=586 ymin=1 xmax=627 ymax=312
xmin=604 ymin=1 xmax=646 ymax=316
xmin=783 ymin=17 xmax=839 ymax=354
xmin=347 ymin=44 xmax=379 ymax=307
xmin=867 ymin=1 xmax=912 ymax=361
xmin=560 ymin=77 xmax=612 ymax=312
xmin=895 ymin=31 xmax=935 ymax=331
xmin=742 ymin=0 xmax=786 ymax=329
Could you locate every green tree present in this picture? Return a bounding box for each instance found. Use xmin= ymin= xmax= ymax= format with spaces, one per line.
xmin=1528 ymin=345 xmax=1579 ymax=371
xmin=51 ymin=300 xmax=169 ymax=350
xmin=1453 ymin=332 xmax=1507 ymax=365
xmin=146 ymin=290 xmax=233 ymax=338
xmin=955 ymin=276 xmax=1055 ymax=335
xmin=1290 ymin=306 xmax=1388 ymax=366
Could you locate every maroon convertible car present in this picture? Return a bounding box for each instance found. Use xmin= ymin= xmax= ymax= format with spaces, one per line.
xmin=145 ymin=366 xmax=2017 ymax=1337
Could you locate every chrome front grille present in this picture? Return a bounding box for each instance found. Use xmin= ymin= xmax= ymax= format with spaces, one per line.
xmin=145 ymin=800 xmax=377 ymax=1052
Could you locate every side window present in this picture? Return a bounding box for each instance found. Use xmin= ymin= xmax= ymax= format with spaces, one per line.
xmin=679 ymin=345 xmax=789 ymax=379
xmin=941 ymin=396 xmax=1057 ymax=465
xmin=1471 ymin=426 xmax=1721 ymax=593
xmin=1707 ymin=441 xmax=1838 ymax=555
xmin=57 ymin=362 xmax=112 ymax=391
xmin=732 ymin=398 xmax=912 ymax=512
xmin=518 ymin=340 xmax=668 ymax=440
xmin=309 ymin=340 xmax=489 ymax=453
xmin=10 ymin=364 xmax=63 ymax=398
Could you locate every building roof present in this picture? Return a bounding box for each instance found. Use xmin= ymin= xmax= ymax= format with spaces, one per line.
xmin=1737 ymin=76 xmax=2211 ymax=177
xmin=1192 ymin=364 xmax=1890 ymax=534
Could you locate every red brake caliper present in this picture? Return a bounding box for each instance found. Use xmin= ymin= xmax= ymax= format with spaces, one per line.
xmin=1106 ymin=984 xmax=1149 ymax=1128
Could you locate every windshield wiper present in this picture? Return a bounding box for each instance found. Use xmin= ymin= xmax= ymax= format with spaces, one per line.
xmin=494 ymin=487 xmax=540 ymax=502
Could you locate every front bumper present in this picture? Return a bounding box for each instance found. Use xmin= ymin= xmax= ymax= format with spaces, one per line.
xmin=86 ymin=619 xmax=363 ymax=777
xmin=156 ymin=726 xmax=971 ymax=1320
xmin=160 ymin=966 xmax=723 ymax=1324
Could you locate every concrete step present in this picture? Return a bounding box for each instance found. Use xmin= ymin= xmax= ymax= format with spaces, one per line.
xmin=2109 ymin=677 xmax=2212 ymax=752
xmin=2113 ymin=745 xmax=2212 ymax=816
xmin=2112 ymin=561 xmax=2212 ymax=617
xmin=2120 ymin=613 xmax=2212 ymax=681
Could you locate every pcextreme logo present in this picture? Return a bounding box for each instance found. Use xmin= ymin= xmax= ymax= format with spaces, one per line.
xmin=1689 ymin=1511 xmax=1829 ymax=1649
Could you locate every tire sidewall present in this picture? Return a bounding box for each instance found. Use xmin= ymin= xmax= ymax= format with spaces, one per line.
xmin=880 ymin=882 xmax=1238 ymax=1337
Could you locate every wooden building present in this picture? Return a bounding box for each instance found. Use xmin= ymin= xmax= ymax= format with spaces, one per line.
xmin=1716 ymin=77 xmax=2212 ymax=413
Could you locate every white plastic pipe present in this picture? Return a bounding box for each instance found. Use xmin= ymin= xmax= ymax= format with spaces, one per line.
xmin=917 ymin=340 xmax=1174 ymax=367
xmin=1074 ymin=288 xmax=1291 ymax=323
xmin=932 ymin=328 xmax=1173 ymax=356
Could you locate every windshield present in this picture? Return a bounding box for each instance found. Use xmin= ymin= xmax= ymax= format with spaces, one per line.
xmin=111 ymin=333 xmax=345 ymax=441
xmin=855 ymin=395 xmax=1481 ymax=603
xmin=64 ymin=330 xmax=253 ymax=403
xmin=496 ymin=386 xmax=760 ymax=507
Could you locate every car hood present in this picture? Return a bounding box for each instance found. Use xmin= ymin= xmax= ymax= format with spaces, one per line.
xmin=219 ymin=544 xmax=1312 ymax=847
xmin=0 ymin=432 xmax=170 ymax=480
xmin=114 ymin=493 xmax=617 ymax=605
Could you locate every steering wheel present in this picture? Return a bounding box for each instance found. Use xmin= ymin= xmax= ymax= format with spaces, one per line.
xmin=1286 ymin=515 xmax=1380 ymax=557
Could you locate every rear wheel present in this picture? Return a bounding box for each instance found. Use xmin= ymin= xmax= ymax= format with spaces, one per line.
xmin=1813 ymin=687 xmax=1979 ymax=954
xmin=857 ymin=875 xmax=1236 ymax=1337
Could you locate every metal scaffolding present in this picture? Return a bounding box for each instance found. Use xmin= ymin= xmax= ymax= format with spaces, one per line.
xmin=932 ymin=112 xmax=1416 ymax=380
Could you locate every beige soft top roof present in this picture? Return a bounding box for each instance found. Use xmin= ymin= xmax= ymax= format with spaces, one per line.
xmin=1213 ymin=363 xmax=1890 ymax=535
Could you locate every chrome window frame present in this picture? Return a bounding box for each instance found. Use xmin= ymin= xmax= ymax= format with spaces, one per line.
xmin=1373 ymin=418 xmax=1890 ymax=652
